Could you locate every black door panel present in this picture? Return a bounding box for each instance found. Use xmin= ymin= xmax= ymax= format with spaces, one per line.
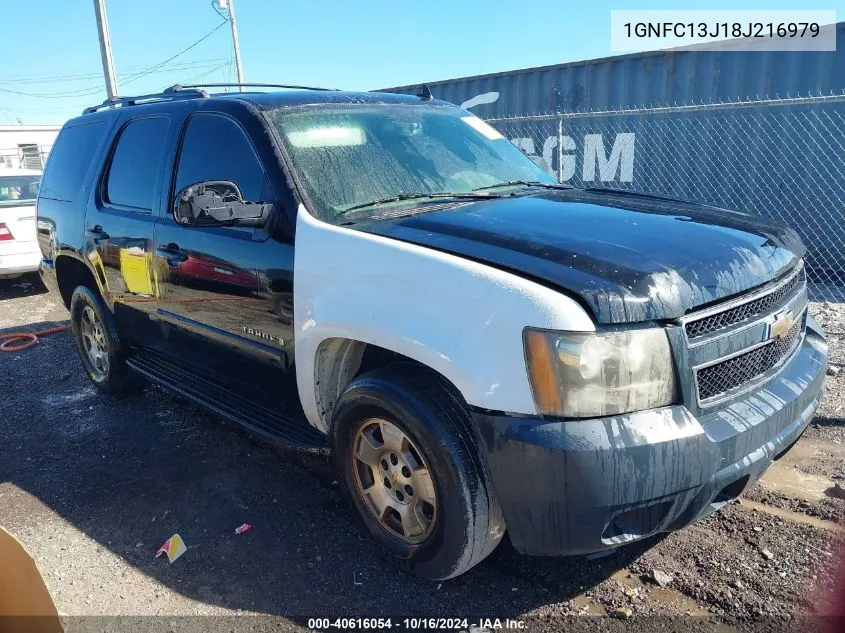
xmin=84 ymin=115 xmax=171 ymax=347
xmin=153 ymin=111 xmax=296 ymax=391
xmin=154 ymin=220 xmax=286 ymax=366
xmin=84 ymin=210 xmax=156 ymax=311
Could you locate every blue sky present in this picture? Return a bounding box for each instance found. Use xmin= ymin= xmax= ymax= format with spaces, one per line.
xmin=2 ymin=0 xmax=842 ymax=124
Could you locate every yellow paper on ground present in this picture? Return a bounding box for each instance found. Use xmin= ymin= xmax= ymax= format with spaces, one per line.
xmin=155 ymin=533 xmax=187 ymax=563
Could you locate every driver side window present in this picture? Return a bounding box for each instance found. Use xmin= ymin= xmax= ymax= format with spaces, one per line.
xmin=175 ymin=114 xmax=271 ymax=203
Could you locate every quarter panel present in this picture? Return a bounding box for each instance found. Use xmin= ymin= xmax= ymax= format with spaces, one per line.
xmin=293 ymin=204 xmax=595 ymax=431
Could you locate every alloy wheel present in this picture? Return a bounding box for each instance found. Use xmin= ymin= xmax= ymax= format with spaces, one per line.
xmin=79 ymin=305 xmax=110 ymax=379
xmin=351 ymin=418 xmax=437 ymax=543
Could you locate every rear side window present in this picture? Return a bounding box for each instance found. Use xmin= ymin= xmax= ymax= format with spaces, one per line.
xmin=39 ymin=120 xmax=106 ymax=202
xmin=105 ymin=117 xmax=169 ymax=210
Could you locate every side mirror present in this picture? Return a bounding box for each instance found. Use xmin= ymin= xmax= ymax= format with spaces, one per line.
xmin=173 ymin=181 xmax=272 ymax=228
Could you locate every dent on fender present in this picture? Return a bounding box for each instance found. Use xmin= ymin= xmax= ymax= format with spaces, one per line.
xmin=292 ymin=203 xmax=595 ymax=432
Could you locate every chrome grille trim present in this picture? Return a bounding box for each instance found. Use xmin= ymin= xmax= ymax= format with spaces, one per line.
xmin=682 ymin=261 xmax=805 ymax=341
xmin=693 ymin=308 xmax=807 ymax=405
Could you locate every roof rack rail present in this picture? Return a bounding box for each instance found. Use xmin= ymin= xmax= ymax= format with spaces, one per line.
xmin=168 ymin=82 xmax=340 ymax=92
xmin=82 ymin=87 xmax=208 ymax=115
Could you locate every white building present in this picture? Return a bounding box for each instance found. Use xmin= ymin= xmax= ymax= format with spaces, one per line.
xmin=0 ymin=125 xmax=61 ymax=170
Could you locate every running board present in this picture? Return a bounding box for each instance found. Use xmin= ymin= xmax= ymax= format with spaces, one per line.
xmin=126 ymin=350 xmax=327 ymax=449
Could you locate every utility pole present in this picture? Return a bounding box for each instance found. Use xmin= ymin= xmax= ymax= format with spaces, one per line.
xmin=217 ymin=0 xmax=245 ymax=90
xmin=92 ymin=0 xmax=118 ymax=99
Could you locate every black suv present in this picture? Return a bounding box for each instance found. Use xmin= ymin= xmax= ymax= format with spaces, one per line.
xmin=37 ymin=84 xmax=828 ymax=580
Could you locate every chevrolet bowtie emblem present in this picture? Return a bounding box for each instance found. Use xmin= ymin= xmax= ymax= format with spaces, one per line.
xmin=391 ymin=472 xmax=399 ymax=486
xmin=769 ymin=310 xmax=795 ymax=341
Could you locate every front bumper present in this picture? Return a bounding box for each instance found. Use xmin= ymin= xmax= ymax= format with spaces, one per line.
xmin=472 ymin=317 xmax=828 ymax=557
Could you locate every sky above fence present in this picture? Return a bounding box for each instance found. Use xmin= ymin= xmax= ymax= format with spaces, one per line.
xmin=2 ymin=0 xmax=841 ymax=125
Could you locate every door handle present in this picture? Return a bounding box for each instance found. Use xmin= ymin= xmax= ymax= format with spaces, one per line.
xmin=86 ymin=225 xmax=109 ymax=243
xmin=157 ymin=243 xmax=189 ymax=264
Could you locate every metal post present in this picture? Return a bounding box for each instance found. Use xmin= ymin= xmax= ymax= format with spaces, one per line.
xmin=92 ymin=0 xmax=118 ymax=99
xmin=557 ymin=115 xmax=564 ymax=182
xmin=227 ymin=0 xmax=245 ymax=90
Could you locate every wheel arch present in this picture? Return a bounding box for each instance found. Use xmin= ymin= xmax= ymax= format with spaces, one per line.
xmin=55 ymin=252 xmax=104 ymax=309
xmin=309 ymin=336 xmax=474 ymax=433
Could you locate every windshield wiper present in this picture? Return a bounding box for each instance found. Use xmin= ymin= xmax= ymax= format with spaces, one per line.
xmin=340 ymin=192 xmax=501 ymax=214
xmin=472 ymin=180 xmax=573 ymax=192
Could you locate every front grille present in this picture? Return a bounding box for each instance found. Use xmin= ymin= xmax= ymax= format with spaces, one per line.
xmin=685 ymin=265 xmax=805 ymax=339
xmin=696 ymin=311 xmax=806 ymax=402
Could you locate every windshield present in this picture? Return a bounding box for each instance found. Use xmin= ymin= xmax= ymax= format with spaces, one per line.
xmin=268 ymin=103 xmax=555 ymax=222
xmin=0 ymin=174 xmax=40 ymax=206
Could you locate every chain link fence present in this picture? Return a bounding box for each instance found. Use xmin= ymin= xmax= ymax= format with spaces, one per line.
xmin=485 ymin=93 xmax=845 ymax=302
xmin=0 ymin=145 xmax=51 ymax=170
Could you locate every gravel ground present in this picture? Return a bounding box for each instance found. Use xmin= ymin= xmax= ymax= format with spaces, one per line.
xmin=806 ymin=301 xmax=845 ymax=444
xmin=1 ymin=275 xmax=843 ymax=633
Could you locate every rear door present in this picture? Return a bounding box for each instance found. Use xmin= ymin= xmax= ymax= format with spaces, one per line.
xmin=84 ymin=114 xmax=172 ymax=341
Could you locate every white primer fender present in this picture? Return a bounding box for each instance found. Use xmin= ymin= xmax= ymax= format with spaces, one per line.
xmin=293 ymin=204 xmax=595 ymax=432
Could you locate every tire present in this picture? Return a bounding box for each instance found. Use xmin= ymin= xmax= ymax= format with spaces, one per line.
xmin=69 ymin=285 xmax=138 ymax=395
xmin=331 ymin=365 xmax=505 ymax=580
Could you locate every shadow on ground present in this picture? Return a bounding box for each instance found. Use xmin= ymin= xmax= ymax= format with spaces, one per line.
xmin=0 ymin=273 xmax=47 ymax=301
xmin=812 ymin=416 xmax=845 ymax=427
xmin=0 ymin=324 xmax=662 ymax=618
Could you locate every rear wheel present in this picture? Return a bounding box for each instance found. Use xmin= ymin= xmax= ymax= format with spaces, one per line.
xmin=70 ymin=286 xmax=137 ymax=394
xmin=332 ymin=366 xmax=504 ymax=580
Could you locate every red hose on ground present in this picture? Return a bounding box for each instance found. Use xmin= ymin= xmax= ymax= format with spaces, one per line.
xmin=0 ymin=323 xmax=70 ymax=352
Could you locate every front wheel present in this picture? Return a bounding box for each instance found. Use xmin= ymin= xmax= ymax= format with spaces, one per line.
xmin=331 ymin=366 xmax=504 ymax=580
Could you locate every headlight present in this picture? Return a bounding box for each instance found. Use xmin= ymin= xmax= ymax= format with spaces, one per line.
xmin=524 ymin=326 xmax=678 ymax=418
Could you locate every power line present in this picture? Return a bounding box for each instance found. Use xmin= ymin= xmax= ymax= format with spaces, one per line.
xmin=0 ymin=63 xmax=224 ymax=111
xmin=119 ymin=20 xmax=229 ymax=89
xmin=0 ymin=58 xmax=227 ymax=80
xmin=0 ymin=85 xmax=107 ymax=99
xmin=0 ymin=107 xmax=16 ymax=125
xmin=177 ymin=61 xmax=230 ymax=85
xmin=0 ymin=20 xmax=229 ymax=99
xmin=0 ymin=59 xmax=231 ymax=121
xmin=0 ymin=59 xmax=228 ymax=86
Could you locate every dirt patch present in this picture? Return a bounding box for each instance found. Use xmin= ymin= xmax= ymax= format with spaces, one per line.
xmin=769 ymin=437 xmax=845 ymax=481
xmin=743 ymin=486 xmax=844 ymax=524
xmin=625 ymin=503 xmax=843 ymax=627
xmin=739 ymin=499 xmax=841 ymax=531
xmin=758 ymin=460 xmax=836 ymax=502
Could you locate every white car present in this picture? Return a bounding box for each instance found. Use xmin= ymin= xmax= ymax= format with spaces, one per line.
xmin=0 ymin=168 xmax=42 ymax=278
